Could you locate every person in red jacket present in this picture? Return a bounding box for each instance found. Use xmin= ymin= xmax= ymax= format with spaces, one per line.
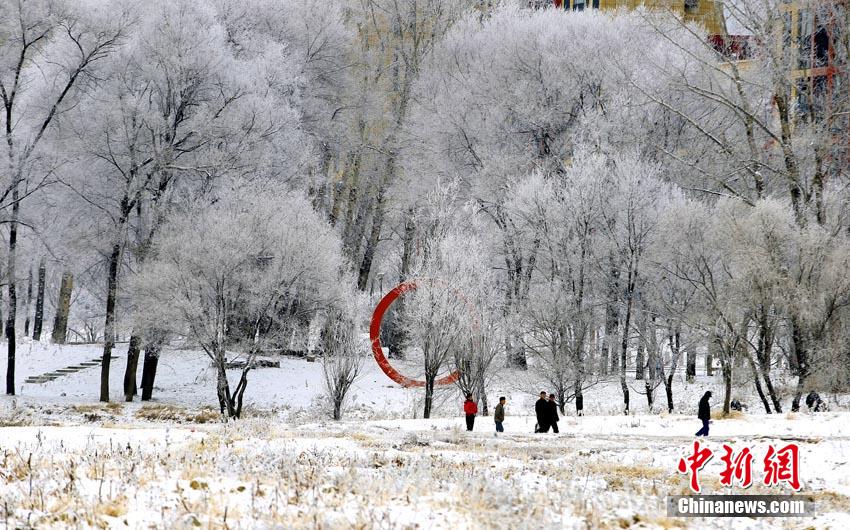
xmin=463 ymin=393 xmax=478 ymax=431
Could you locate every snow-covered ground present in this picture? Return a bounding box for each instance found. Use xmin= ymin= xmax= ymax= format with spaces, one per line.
xmin=1 ymin=343 xmax=848 ymax=528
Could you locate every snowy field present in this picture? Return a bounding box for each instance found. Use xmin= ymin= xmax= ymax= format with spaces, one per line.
xmin=1 ymin=343 xmax=849 ymax=529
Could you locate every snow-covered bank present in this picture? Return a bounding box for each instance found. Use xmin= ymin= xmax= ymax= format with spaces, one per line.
xmin=2 ymin=343 xmax=849 ymax=529
xmin=4 ymin=343 xmax=845 ymax=421
xmin=1 ymin=415 xmax=848 ymax=529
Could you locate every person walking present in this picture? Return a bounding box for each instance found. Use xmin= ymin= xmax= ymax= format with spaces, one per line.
xmin=695 ymin=391 xmax=712 ymax=436
xmin=494 ymin=396 xmax=506 ymax=433
xmin=548 ymin=394 xmax=560 ymax=434
xmin=463 ymin=393 xmax=478 ymax=432
xmin=535 ymin=391 xmax=549 ymax=433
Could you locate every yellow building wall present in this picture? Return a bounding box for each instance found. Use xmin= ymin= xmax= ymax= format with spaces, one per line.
xmin=568 ymin=1 xmax=727 ymax=35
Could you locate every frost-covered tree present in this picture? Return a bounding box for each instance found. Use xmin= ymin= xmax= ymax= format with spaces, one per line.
xmin=338 ymin=0 xmax=467 ymax=292
xmin=60 ymin=0 xmax=307 ymax=401
xmin=0 ymin=0 xmax=129 ymax=394
xmin=635 ymin=2 xmax=850 ymax=407
xmin=132 ymin=190 xmax=347 ymax=418
xmin=321 ymin=306 xmax=364 ymax=421
xmin=638 ymin=1 xmax=850 ymax=224
xmin=406 ymin=7 xmax=672 ymax=369
xmin=403 ymin=233 xmax=481 ymax=418
xmin=512 ymin=156 xmax=606 ymax=415
xmin=212 ymin=0 xmax=354 ymax=183
xmin=598 ymin=153 xmax=671 ymax=415
xmin=449 ymin=235 xmax=502 ymax=416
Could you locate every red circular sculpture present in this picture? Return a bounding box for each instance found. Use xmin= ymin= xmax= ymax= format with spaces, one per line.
xmin=369 ymin=281 xmax=461 ymax=388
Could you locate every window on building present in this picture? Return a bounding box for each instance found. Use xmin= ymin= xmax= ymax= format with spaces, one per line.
xmin=814 ymin=25 xmax=830 ymax=67
xmin=797 ymin=75 xmax=830 ymax=122
xmin=798 ymin=10 xmax=814 ymax=69
xmin=796 ymin=78 xmax=812 ymax=119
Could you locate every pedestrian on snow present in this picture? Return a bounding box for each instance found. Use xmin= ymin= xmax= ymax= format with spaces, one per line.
xmin=535 ymin=391 xmax=549 ymax=433
xmin=494 ymin=396 xmax=506 ymax=433
xmin=695 ymin=391 xmax=712 ymax=436
xmin=463 ymin=393 xmax=478 ymax=431
xmin=805 ymin=391 xmax=827 ymax=412
xmin=548 ymin=394 xmax=560 ymax=433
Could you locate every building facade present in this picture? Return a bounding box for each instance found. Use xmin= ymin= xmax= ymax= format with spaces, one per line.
xmin=539 ymin=0 xmax=726 ymax=34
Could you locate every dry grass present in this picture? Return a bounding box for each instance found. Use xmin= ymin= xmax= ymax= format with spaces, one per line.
xmin=710 ymin=409 xmax=745 ymax=420
xmin=1 ymin=415 xmax=845 ymax=530
xmin=579 ymin=461 xmax=666 ymax=491
xmin=803 ymin=490 xmax=850 ymax=512
xmin=0 ymin=410 xmax=35 ymax=427
xmin=609 ymin=513 xmax=688 ymax=529
xmin=96 ymin=495 xmax=128 ymax=518
xmin=134 ymin=403 xmax=221 ymax=424
xmin=71 ymin=403 xmax=123 ymax=414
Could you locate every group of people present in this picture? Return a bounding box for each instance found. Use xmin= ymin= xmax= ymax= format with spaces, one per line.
xmin=461 ymin=391 xmax=561 ymax=434
xmin=534 ymin=391 xmax=561 ymax=433
xmin=462 ymin=388 xmax=827 ymax=439
xmin=462 ymin=394 xmax=508 ymax=433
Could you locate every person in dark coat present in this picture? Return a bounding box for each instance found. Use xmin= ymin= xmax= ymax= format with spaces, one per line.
xmin=805 ymin=391 xmax=827 ymax=412
xmin=695 ymin=391 xmax=712 ymax=436
xmin=535 ymin=391 xmax=549 ymax=433
xmin=494 ymin=396 xmax=506 ymax=433
xmin=463 ymin=393 xmax=478 ymax=431
xmin=547 ymin=394 xmax=560 ymax=433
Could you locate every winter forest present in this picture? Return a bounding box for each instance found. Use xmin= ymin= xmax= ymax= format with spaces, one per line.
xmin=1 ymin=0 xmax=850 ymax=527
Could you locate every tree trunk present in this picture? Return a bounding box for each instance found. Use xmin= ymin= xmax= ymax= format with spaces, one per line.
xmin=705 ymin=338 xmax=715 ymax=376
xmin=686 ymin=348 xmax=696 ymax=382
xmin=123 ymin=334 xmax=141 ymax=401
xmin=23 ymin=267 xmax=32 ymax=336
xmin=477 ymin=372 xmax=488 ymax=416
xmin=32 ymin=259 xmax=46 ymax=341
xmin=5 ymin=197 xmax=19 ymax=395
xmin=643 ymin=313 xmax=656 ymax=411
xmin=790 ymin=319 xmax=807 ymax=412
xmin=215 ymin=353 xmax=235 ymax=417
xmin=635 ymin=335 xmax=645 ymax=381
xmin=663 ymin=375 xmax=674 ymax=414
xmin=721 ymin=353 xmax=733 ymax=415
xmin=140 ymin=341 xmax=161 ymax=401
xmin=423 ymin=376 xmax=435 ymax=419
xmin=763 ymin=372 xmax=782 ymax=413
xmin=603 ymin=254 xmax=619 ymax=375
xmin=662 ymin=329 xmax=682 ymax=414
xmin=51 ymin=272 xmax=73 ymax=344
xmin=100 ymin=242 xmax=122 ymax=402
xmin=746 ymin=351 xmax=771 ymax=413
xmin=574 ymin=377 xmax=584 ymax=416
xmin=357 ymin=184 xmax=387 ymax=291
xmin=753 ymin=317 xmax=782 ymax=413
xmin=619 ymin=269 xmax=635 ymax=415
xmin=384 ymin=207 xmax=416 ymax=359
xmin=509 ymin=328 xmax=527 ymax=369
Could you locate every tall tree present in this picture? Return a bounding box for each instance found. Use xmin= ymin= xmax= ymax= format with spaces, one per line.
xmin=1 ymin=0 xmax=127 ymax=394
xmin=62 ymin=0 xmax=305 ymax=401
xmin=132 ymin=190 xmax=348 ymax=418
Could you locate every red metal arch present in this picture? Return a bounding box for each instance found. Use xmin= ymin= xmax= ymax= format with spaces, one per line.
xmin=369 ymin=281 xmax=461 ymax=388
